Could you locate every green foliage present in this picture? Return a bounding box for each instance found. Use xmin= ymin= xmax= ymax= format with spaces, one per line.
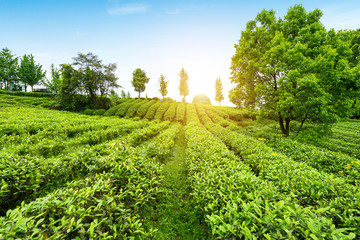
xmin=132 ymin=68 xmax=150 ymax=98
xmin=144 ymin=101 xmax=162 ymax=120
xmin=0 ymin=90 xmax=55 ymax=98
xmin=163 ymin=102 xmax=178 ymax=121
xmin=18 ymin=54 xmax=46 ymax=92
xmin=185 ymin=122 xmax=356 ymax=239
xmin=109 ymin=95 xmax=128 ymax=108
xmin=192 ymin=94 xmax=211 ymax=105
xmin=0 ymin=140 xmax=162 ymax=239
xmin=197 ymin=104 xmax=232 ymax=128
xmin=186 ymin=103 xmax=200 ymax=125
xmin=0 ymin=106 xmax=152 ymax=217
xmin=0 ymin=48 xmax=18 ymax=90
xmin=103 ymin=104 xmax=121 ymax=116
xmin=42 ymin=64 xmax=62 ymax=94
xmin=141 ymin=123 xmax=181 ymax=162
xmin=204 ymin=105 xmax=229 ymax=119
xmin=83 ymin=109 xmax=94 ymax=115
xmin=174 ymin=102 xmax=185 ymax=124
xmin=2 ymin=97 xmax=360 ymax=238
xmin=206 ymin=122 xmax=360 ymax=235
xmin=152 ymin=97 xmax=160 ymax=101
xmin=230 ymin=5 xmax=359 ymax=136
xmin=215 ymin=77 xmax=224 ymax=105
xmin=242 ymin=124 xmax=360 ymax=185
xmin=154 ymin=101 xmax=171 ymax=120
xmin=141 ymin=126 xmax=210 ymax=238
xmin=123 ymin=121 xmax=170 ymax=146
xmin=58 ymin=64 xmax=86 ymax=111
xmin=295 ymin=120 xmax=360 ymax=159
xmin=120 ymin=89 xmax=127 ymax=98
xmin=178 ymin=68 xmax=189 ymax=102
xmin=58 ymin=53 xmax=119 ymax=111
xmin=159 ymin=74 xmax=168 ymax=98
xmin=115 ymin=99 xmax=141 ymax=117
xmin=93 ymin=109 xmax=106 ymax=115
xmin=125 ymin=99 xmax=148 ymax=118
xmin=136 ymin=100 xmax=157 ymax=118
xmin=0 ymin=92 xmax=55 ymax=109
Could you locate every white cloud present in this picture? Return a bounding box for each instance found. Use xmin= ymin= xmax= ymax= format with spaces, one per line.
xmin=165 ymin=9 xmax=181 ymax=15
xmin=107 ymin=2 xmax=148 ymax=15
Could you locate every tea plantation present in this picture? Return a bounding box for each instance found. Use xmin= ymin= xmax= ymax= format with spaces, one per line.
xmin=0 ymin=94 xmax=359 ymax=239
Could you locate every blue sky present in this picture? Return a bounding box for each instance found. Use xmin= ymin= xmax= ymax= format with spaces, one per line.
xmin=1 ymin=0 xmax=360 ymax=105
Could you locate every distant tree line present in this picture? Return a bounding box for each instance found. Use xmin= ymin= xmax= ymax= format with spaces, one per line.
xmin=230 ymin=4 xmax=360 ymax=136
xmin=0 ymin=48 xmax=46 ymax=92
xmin=1 ymin=48 xmax=226 ymax=110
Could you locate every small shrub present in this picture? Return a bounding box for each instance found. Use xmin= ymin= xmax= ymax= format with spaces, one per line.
xmin=84 ymin=109 xmax=94 ymax=115
xmin=93 ymin=109 xmax=106 ymax=115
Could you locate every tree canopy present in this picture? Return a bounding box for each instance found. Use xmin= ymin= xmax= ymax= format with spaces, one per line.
xmin=179 ymin=68 xmax=189 ymax=102
xmin=215 ymin=77 xmax=224 ymax=106
xmin=0 ymin=48 xmax=18 ymax=90
xmin=132 ymin=68 xmax=150 ymax=98
xmin=59 ymin=52 xmax=119 ymax=110
xmin=42 ymin=64 xmax=62 ymax=94
xmin=158 ymin=74 xmax=168 ymax=99
xmin=230 ymin=4 xmax=360 ymax=136
xmin=18 ymin=54 xmax=46 ymax=92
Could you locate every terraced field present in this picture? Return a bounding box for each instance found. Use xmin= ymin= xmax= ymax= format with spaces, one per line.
xmin=0 ymin=96 xmax=359 ymax=239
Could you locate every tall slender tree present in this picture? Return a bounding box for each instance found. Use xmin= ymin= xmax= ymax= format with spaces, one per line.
xmin=179 ymin=68 xmax=189 ymax=102
xmin=59 ymin=64 xmax=79 ymax=110
xmin=18 ymin=54 xmax=46 ymax=92
xmin=0 ymin=48 xmax=18 ymax=90
xmin=215 ymin=77 xmax=224 ymax=106
xmin=120 ymin=89 xmax=126 ymax=98
xmin=132 ymin=68 xmax=150 ymax=98
xmin=159 ymin=74 xmax=168 ymax=99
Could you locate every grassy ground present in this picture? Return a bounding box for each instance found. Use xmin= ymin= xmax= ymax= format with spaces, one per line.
xmin=143 ymin=127 xmax=210 ymax=239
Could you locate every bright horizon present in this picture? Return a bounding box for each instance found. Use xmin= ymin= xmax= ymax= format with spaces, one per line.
xmin=1 ymin=0 xmax=360 ymax=106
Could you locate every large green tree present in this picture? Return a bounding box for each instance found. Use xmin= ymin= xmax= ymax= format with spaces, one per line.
xmin=42 ymin=64 xmax=62 ymax=94
xmin=230 ymin=5 xmax=359 ymax=136
xmin=349 ymin=29 xmax=360 ymax=117
xmin=58 ymin=53 xmax=120 ymax=110
xmin=158 ymin=74 xmax=168 ymax=99
xmin=132 ymin=68 xmax=150 ymax=98
xmin=71 ymin=52 xmax=120 ymax=107
xmin=18 ymin=54 xmax=46 ymax=92
xmin=179 ymin=68 xmax=189 ymax=102
xmin=215 ymin=77 xmax=224 ymax=106
xmin=0 ymin=48 xmax=18 ymax=90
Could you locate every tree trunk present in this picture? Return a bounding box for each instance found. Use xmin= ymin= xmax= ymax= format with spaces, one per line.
xmin=31 ymin=85 xmax=34 ymax=92
xmin=279 ymin=115 xmax=291 ymax=137
xmin=297 ymin=114 xmax=308 ymax=133
xmin=138 ymin=91 xmax=140 ymax=98
xmin=279 ymin=115 xmax=286 ymax=135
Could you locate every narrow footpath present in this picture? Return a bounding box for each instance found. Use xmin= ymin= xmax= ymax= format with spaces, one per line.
xmin=144 ymin=127 xmax=210 ymax=239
